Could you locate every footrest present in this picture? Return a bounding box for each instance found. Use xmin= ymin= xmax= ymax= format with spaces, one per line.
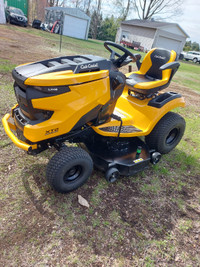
xmin=99 ymin=125 xmax=142 ymax=133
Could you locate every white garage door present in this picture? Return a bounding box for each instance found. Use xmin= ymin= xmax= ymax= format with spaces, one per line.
xmin=63 ymin=15 xmax=88 ymax=39
xmin=155 ymin=36 xmax=181 ymax=52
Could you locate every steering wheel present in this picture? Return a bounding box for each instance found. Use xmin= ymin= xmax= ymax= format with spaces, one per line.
xmin=104 ymin=41 xmax=140 ymax=68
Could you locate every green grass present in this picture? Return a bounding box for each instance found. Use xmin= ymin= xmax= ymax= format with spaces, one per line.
xmin=0 ymin=59 xmax=16 ymax=72
xmin=174 ymin=61 xmax=200 ymax=93
xmin=13 ymin=26 xmax=111 ymax=58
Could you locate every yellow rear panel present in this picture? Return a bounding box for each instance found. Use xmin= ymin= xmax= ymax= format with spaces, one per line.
xmin=92 ymin=88 xmax=185 ymax=137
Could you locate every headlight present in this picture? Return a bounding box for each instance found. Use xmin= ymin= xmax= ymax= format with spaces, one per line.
xmin=10 ymin=13 xmax=16 ymax=18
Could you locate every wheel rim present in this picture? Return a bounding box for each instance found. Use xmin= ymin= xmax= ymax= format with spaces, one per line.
xmin=63 ymin=165 xmax=82 ymax=182
xmin=166 ymin=128 xmax=179 ymax=145
xmin=110 ymin=172 xmax=117 ymax=182
xmin=108 ymin=171 xmax=119 ymax=183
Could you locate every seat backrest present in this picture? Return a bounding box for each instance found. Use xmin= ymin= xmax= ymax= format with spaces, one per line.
xmin=139 ymin=48 xmax=177 ymax=80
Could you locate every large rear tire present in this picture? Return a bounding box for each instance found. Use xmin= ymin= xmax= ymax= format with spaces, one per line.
xmin=46 ymin=146 xmax=93 ymax=193
xmin=193 ymin=58 xmax=198 ymax=63
xmin=145 ymin=112 xmax=185 ymax=154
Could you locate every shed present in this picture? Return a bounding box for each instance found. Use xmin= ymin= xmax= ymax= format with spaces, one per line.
xmin=45 ymin=7 xmax=91 ymax=40
xmin=115 ymin=19 xmax=189 ymax=54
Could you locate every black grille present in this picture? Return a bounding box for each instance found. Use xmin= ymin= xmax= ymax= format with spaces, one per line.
xmin=15 ymin=108 xmax=28 ymax=126
xmin=14 ymin=83 xmax=31 ymax=118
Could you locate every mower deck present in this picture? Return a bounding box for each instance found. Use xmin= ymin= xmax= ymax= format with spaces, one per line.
xmin=84 ymin=136 xmax=151 ymax=178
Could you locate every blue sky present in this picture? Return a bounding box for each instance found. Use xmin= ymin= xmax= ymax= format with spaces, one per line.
xmin=174 ymin=0 xmax=200 ymax=43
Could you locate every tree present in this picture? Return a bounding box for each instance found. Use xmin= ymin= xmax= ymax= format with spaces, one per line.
xmin=47 ymin=0 xmax=60 ymax=7
xmin=88 ymin=10 xmax=103 ymax=39
xmin=115 ymin=0 xmax=131 ymax=20
xmin=98 ymin=16 xmax=119 ymax=41
xmin=191 ymin=42 xmax=200 ymax=51
xmin=61 ymin=0 xmax=94 ymax=15
xmin=183 ymin=41 xmax=200 ymax=52
xmin=133 ymin=0 xmax=184 ymax=20
xmin=83 ymin=0 xmax=93 ymax=15
xmin=184 ymin=41 xmax=191 ymax=51
xmin=88 ymin=0 xmax=102 ymax=39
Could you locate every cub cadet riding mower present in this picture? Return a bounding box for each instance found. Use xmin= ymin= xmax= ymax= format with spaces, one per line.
xmin=2 ymin=41 xmax=185 ymax=193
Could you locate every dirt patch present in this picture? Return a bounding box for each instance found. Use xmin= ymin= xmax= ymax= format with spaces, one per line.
xmin=0 ymin=25 xmax=58 ymax=65
xmin=168 ymin=82 xmax=200 ymax=109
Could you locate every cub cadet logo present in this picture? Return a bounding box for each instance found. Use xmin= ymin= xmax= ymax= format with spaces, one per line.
xmin=154 ymin=55 xmax=166 ymax=60
xmin=45 ymin=128 xmax=59 ymax=136
xmin=80 ymin=63 xmax=99 ymax=69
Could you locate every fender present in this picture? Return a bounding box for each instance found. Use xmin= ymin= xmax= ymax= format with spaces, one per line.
xmin=92 ymin=90 xmax=185 ymax=137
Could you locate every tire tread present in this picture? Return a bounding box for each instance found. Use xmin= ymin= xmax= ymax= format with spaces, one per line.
xmin=145 ymin=112 xmax=185 ymax=154
xmin=46 ymin=147 xmax=93 ymax=193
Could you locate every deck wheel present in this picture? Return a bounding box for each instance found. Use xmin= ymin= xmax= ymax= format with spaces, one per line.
xmin=105 ymin=167 xmax=120 ymax=183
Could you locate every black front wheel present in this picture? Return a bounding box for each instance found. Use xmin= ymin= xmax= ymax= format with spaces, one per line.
xmin=145 ymin=112 xmax=185 ymax=154
xmin=105 ymin=167 xmax=120 ymax=183
xmin=46 ymin=146 xmax=93 ymax=193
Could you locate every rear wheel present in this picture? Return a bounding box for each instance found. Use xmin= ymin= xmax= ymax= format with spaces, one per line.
xmin=193 ymin=58 xmax=198 ymax=63
xmin=145 ymin=112 xmax=185 ymax=154
xmin=46 ymin=146 xmax=93 ymax=193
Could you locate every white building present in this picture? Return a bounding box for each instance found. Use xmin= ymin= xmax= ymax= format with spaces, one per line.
xmin=115 ymin=19 xmax=189 ymax=54
xmin=45 ymin=7 xmax=91 ymax=40
xmin=0 ymin=0 xmax=6 ymax=24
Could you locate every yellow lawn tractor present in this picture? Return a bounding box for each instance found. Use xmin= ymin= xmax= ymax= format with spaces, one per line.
xmin=2 ymin=41 xmax=185 ymax=193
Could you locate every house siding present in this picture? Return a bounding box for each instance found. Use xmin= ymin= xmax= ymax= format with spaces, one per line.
xmin=153 ymin=29 xmax=186 ymax=54
xmin=116 ymin=24 xmax=156 ymax=50
xmin=160 ymin=25 xmax=186 ymax=37
xmin=45 ymin=7 xmax=91 ymax=40
xmin=116 ymin=20 xmax=188 ymax=54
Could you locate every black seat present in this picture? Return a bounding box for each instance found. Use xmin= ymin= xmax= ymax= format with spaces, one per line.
xmin=126 ymin=48 xmax=179 ymax=95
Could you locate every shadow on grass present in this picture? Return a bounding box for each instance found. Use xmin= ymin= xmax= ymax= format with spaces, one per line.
xmin=21 ymin=163 xmax=57 ymax=220
xmin=20 ymin=148 xmax=200 ymax=258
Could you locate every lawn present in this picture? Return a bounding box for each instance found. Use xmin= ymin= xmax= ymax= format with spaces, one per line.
xmin=174 ymin=62 xmax=200 ymax=93
xmin=0 ymin=25 xmax=200 ymax=267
